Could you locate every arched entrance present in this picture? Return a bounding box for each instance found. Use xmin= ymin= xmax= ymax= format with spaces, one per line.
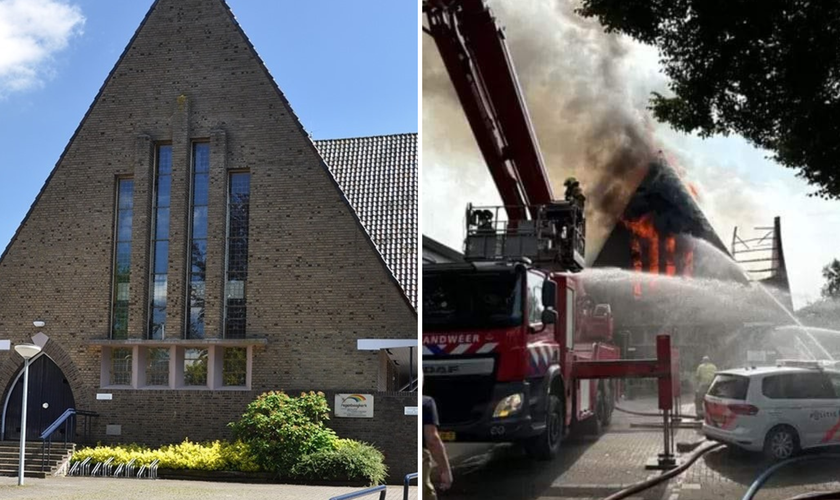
xmin=2 ymin=354 xmax=76 ymax=441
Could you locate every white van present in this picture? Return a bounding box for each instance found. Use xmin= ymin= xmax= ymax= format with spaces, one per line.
xmin=702 ymin=362 xmax=840 ymax=460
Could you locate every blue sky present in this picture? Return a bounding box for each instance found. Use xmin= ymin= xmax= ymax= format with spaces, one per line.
xmin=0 ymin=0 xmax=417 ymax=261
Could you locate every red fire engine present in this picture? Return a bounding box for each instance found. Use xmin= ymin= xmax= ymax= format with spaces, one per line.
xmin=422 ymin=0 xmax=678 ymax=461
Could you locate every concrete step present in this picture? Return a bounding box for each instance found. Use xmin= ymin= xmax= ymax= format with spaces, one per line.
xmin=0 ymin=442 xmax=67 ymax=448
xmin=0 ymin=459 xmax=70 ymax=467
xmin=0 ymin=461 xmax=65 ymax=470
xmin=0 ymin=442 xmax=75 ymax=477
xmin=0 ymin=450 xmax=73 ymax=457
xmin=0 ymin=454 xmax=65 ymax=460
xmin=0 ymin=470 xmax=50 ymax=479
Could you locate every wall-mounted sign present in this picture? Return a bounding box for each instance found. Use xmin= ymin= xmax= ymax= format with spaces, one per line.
xmin=404 ymin=406 xmax=418 ymax=416
xmin=335 ymin=393 xmax=374 ymax=418
xmin=0 ymin=340 xmax=9 ymax=351
xmin=96 ymin=393 xmax=113 ymax=401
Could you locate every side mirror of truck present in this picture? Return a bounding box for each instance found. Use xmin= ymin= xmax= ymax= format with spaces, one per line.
xmin=542 ymin=280 xmax=557 ymax=308
xmin=530 ymin=308 xmax=557 ymax=335
xmin=541 ymin=307 xmax=558 ymax=325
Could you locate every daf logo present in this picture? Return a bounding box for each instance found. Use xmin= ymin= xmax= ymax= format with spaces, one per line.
xmin=424 ymin=365 xmax=460 ymax=375
xmin=424 ymin=358 xmax=495 ymax=376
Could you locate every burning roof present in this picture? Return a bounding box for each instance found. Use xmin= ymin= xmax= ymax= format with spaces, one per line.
xmin=592 ymin=158 xmax=746 ymax=285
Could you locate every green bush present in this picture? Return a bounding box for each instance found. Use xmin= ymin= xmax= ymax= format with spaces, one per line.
xmin=291 ymin=439 xmax=387 ymax=485
xmin=229 ymin=391 xmax=338 ymax=475
xmin=72 ymin=391 xmax=387 ymax=483
xmin=72 ymin=439 xmax=259 ymax=472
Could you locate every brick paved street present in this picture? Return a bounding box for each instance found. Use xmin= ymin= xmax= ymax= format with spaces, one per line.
xmin=0 ymin=477 xmax=417 ymax=500
xmin=438 ymin=396 xmax=840 ymax=500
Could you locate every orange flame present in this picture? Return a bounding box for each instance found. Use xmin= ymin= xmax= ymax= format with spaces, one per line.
xmin=624 ymin=213 xmax=659 ymax=275
xmin=624 ymin=214 xmax=695 ymax=294
xmin=630 ymin=237 xmax=642 ymax=298
xmin=682 ymin=244 xmax=694 ymax=277
xmin=688 ymin=183 xmax=699 ymax=200
xmin=665 ymin=236 xmax=677 ymax=276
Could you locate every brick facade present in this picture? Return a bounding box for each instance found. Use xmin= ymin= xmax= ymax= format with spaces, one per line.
xmin=0 ymin=0 xmax=416 ymax=481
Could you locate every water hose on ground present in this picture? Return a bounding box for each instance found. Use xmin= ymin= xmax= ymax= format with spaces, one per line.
xmin=784 ymin=490 xmax=840 ymax=500
xmin=613 ymin=404 xmax=701 ymax=420
xmin=601 ymin=441 xmax=725 ymax=500
xmin=741 ymin=454 xmax=840 ymax=500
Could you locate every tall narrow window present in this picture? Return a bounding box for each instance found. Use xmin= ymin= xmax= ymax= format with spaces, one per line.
xmin=187 ymin=143 xmax=209 ymax=339
xmin=225 ymin=172 xmax=250 ymax=338
xmin=111 ymin=178 xmax=134 ymax=339
xmin=150 ymin=145 xmax=172 ymax=340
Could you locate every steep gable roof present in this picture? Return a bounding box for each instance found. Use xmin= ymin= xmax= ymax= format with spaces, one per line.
xmin=592 ymin=159 xmax=746 ymax=282
xmin=315 ymin=134 xmax=418 ymax=308
xmin=0 ymin=0 xmax=417 ymax=321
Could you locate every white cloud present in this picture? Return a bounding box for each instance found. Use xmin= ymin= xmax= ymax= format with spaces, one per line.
xmin=0 ymin=0 xmax=84 ymax=95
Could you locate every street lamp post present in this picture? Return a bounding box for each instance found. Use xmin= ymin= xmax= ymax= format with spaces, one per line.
xmin=14 ymin=343 xmax=42 ymax=486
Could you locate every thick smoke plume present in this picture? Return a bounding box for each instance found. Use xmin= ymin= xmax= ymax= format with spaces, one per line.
xmin=423 ymin=0 xmax=661 ymax=258
xmin=422 ymin=0 xmax=763 ymax=260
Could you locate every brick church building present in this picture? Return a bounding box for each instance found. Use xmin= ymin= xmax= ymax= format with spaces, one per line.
xmin=0 ymin=0 xmax=417 ymax=478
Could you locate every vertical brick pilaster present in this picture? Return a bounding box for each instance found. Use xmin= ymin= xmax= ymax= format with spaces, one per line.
xmin=205 ymin=129 xmax=228 ymax=338
xmin=168 ymin=94 xmax=191 ymax=339
xmin=129 ymin=135 xmax=153 ymax=340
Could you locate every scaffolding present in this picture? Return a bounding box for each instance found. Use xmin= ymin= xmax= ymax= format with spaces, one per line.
xmin=731 ymin=216 xmax=793 ymax=310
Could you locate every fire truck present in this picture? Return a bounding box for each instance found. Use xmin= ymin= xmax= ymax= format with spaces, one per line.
xmin=423 ymin=0 xmax=682 ymax=464
xmin=423 ymin=208 xmax=622 ymax=458
xmin=422 ymin=0 xmax=625 ymax=459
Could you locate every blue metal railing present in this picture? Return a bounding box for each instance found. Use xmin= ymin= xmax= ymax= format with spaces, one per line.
xmin=328 ymin=485 xmax=387 ymax=500
xmin=39 ymin=408 xmax=99 ymax=472
xmin=39 ymin=408 xmax=75 ymax=441
xmin=403 ymin=472 xmax=418 ymax=500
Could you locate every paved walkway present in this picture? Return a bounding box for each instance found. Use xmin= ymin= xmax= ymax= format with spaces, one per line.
xmin=442 ymin=395 xmax=840 ymax=499
xmin=0 ymin=477 xmax=417 ymax=500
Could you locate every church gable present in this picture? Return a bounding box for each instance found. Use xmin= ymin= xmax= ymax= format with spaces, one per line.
xmin=0 ymin=0 xmax=414 ymax=389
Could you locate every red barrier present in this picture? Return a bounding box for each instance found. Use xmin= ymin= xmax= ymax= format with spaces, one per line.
xmin=657 ymin=335 xmax=672 ymax=411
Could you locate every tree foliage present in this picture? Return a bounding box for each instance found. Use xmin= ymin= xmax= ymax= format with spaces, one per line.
xmin=822 ymin=258 xmax=840 ymax=299
xmin=577 ymin=0 xmax=840 ymax=199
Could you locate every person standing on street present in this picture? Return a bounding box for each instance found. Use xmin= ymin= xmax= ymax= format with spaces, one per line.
xmin=423 ymin=395 xmax=452 ymax=499
xmin=694 ymin=355 xmax=717 ymax=417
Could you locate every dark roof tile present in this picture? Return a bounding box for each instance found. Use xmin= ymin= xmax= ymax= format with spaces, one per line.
xmin=315 ymin=133 xmax=418 ymax=309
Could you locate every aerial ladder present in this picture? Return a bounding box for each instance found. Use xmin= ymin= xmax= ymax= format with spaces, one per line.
xmin=426 ymin=0 xmax=586 ymax=271
xmin=422 ymin=0 xmax=681 ymax=467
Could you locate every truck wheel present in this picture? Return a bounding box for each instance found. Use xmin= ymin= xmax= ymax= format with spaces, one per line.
xmin=525 ymin=394 xmax=563 ymax=460
xmin=764 ymin=425 xmax=799 ymax=461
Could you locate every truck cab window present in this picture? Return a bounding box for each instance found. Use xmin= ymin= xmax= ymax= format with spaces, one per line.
xmin=423 ymin=270 xmax=524 ymax=331
xmin=527 ymin=271 xmax=545 ymax=325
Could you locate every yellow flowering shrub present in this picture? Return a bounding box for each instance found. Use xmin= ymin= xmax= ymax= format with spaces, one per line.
xmin=72 ymin=439 xmax=259 ymax=472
